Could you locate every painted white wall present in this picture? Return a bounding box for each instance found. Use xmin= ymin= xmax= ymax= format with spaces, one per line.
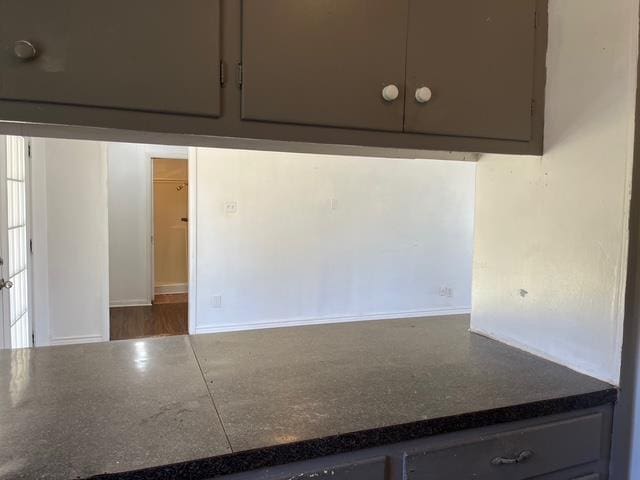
xmin=107 ymin=143 xmax=188 ymax=306
xmin=31 ymin=138 xmax=110 ymax=345
xmin=471 ymin=0 xmax=639 ymax=385
xmin=193 ymin=148 xmax=476 ymax=333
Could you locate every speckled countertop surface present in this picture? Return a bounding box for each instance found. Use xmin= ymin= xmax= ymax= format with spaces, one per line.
xmin=0 ymin=315 xmax=616 ymax=480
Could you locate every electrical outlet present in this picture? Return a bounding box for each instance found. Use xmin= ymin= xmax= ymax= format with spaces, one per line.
xmin=224 ymin=201 xmax=238 ymax=214
xmin=439 ymin=287 xmax=454 ymax=298
xmin=211 ymin=295 xmax=222 ymax=308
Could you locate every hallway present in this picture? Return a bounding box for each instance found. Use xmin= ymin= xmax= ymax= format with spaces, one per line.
xmin=109 ymin=294 xmax=187 ymax=341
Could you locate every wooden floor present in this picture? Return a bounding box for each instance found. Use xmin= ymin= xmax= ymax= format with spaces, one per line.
xmin=152 ymin=293 xmax=188 ymax=304
xmin=110 ymin=295 xmax=188 ymax=341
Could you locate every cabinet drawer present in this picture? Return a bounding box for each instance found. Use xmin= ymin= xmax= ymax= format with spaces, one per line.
xmin=273 ymin=457 xmax=387 ymax=480
xmin=405 ymin=413 xmax=603 ymax=480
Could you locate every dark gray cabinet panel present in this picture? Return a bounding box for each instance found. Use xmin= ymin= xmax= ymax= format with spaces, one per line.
xmin=405 ymin=413 xmax=603 ymax=480
xmin=241 ymin=0 xmax=409 ymax=132
xmin=528 ymin=470 xmax=601 ymax=479
xmin=271 ymin=457 xmax=387 ymax=480
xmin=0 ymin=0 xmax=221 ymax=117
xmin=404 ymin=0 xmax=537 ymax=141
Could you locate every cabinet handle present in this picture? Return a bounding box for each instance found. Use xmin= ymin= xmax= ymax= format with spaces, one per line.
xmin=14 ymin=40 xmax=37 ymax=60
xmin=381 ymin=84 xmax=400 ymax=102
xmin=491 ymin=450 xmax=533 ymax=466
xmin=415 ymin=86 xmax=433 ymax=104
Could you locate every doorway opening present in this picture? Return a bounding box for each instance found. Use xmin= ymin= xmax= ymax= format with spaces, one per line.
xmin=109 ymin=155 xmax=190 ymax=341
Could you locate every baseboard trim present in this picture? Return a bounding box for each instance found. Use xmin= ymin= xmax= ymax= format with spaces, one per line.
xmin=49 ymin=334 xmax=106 ymax=346
xmin=155 ymin=283 xmax=188 ymax=295
xmin=195 ymin=307 xmax=470 ymax=335
xmin=109 ymin=299 xmax=152 ymax=308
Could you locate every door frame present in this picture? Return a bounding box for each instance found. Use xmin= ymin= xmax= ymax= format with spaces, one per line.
xmin=0 ymin=135 xmax=8 ymax=348
xmin=144 ymin=147 xmax=194 ymax=334
xmin=611 ymin=31 xmax=640 ymax=478
xmin=187 ymin=148 xmax=196 ymax=336
xmin=25 ymin=138 xmax=34 ymax=346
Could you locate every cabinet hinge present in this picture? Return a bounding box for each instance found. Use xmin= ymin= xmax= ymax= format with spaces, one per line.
xmin=219 ymin=61 xmax=226 ymax=86
xmin=31 ymin=332 xmax=35 ymax=346
xmin=530 ymin=99 xmax=535 ymax=117
xmin=236 ymin=63 xmax=243 ymax=88
xmin=29 ymin=239 xmax=33 ymax=254
xmin=533 ymin=9 xmax=537 ymax=29
xmin=27 ymin=143 xmax=31 ymax=157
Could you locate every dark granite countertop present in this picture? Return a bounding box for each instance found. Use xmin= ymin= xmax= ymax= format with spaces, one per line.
xmin=0 ymin=315 xmax=616 ymax=480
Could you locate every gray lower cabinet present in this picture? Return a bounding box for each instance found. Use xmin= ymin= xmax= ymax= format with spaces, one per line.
xmin=215 ymin=407 xmax=612 ymax=480
xmin=270 ymin=457 xmax=387 ymax=480
xmin=533 ymin=471 xmax=601 ymax=479
xmin=0 ymin=0 xmax=221 ymax=117
xmin=405 ymin=413 xmax=602 ymax=479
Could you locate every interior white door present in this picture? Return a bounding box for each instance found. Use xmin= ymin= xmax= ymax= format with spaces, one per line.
xmin=0 ymin=136 xmax=32 ymax=349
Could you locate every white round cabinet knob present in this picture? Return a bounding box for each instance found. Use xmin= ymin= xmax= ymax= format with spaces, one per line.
xmin=415 ymin=86 xmax=433 ymax=104
xmin=381 ymin=84 xmax=399 ymax=102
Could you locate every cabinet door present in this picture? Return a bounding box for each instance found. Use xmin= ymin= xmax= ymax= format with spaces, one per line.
xmin=404 ymin=0 xmax=537 ymax=141
xmin=0 ymin=0 xmax=221 ymax=117
xmin=242 ymin=0 xmax=408 ymax=132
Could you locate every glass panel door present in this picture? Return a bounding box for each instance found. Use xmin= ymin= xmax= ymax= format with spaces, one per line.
xmin=2 ymin=136 xmax=31 ymax=349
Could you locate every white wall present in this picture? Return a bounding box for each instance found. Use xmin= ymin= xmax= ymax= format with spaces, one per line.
xmin=107 ymin=143 xmax=188 ymax=306
xmin=31 ymin=138 xmax=110 ymax=345
xmin=471 ymin=0 xmax=639 ymax=384
xmin=193 ymin=148 xmax=475 ymax=333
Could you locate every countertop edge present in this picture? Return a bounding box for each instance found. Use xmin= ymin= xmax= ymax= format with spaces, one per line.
xmin=88 ymin=387 xmax=617 ymax=480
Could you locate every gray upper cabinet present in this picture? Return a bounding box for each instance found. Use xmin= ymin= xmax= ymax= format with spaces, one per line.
xmin=241 ymin=0 xmax=409 ymax=132
xmin=0 ymin=0 xmax=221 ymax=117
xmin=0 ymin=0 xmax=547 ymax=155
xmin=404 ymin=0 xmax=538 ymax=141
xmin=241 ymin=0 xmax=542 ymax=143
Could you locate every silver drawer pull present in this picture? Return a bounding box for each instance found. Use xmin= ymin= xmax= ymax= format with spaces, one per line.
xmin=491 ymin=450 xmax=533 ymax=466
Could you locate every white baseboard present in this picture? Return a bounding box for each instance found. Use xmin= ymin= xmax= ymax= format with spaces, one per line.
xmin=49 ymin=334 xmax=106 ymax=346
xmin=155 ymin=283 xmax=188 ymax=295
xmin=195 ymin=307 xmax=470 ymax=335
xmin=109 ymin=299 xmax=152 ymax=308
